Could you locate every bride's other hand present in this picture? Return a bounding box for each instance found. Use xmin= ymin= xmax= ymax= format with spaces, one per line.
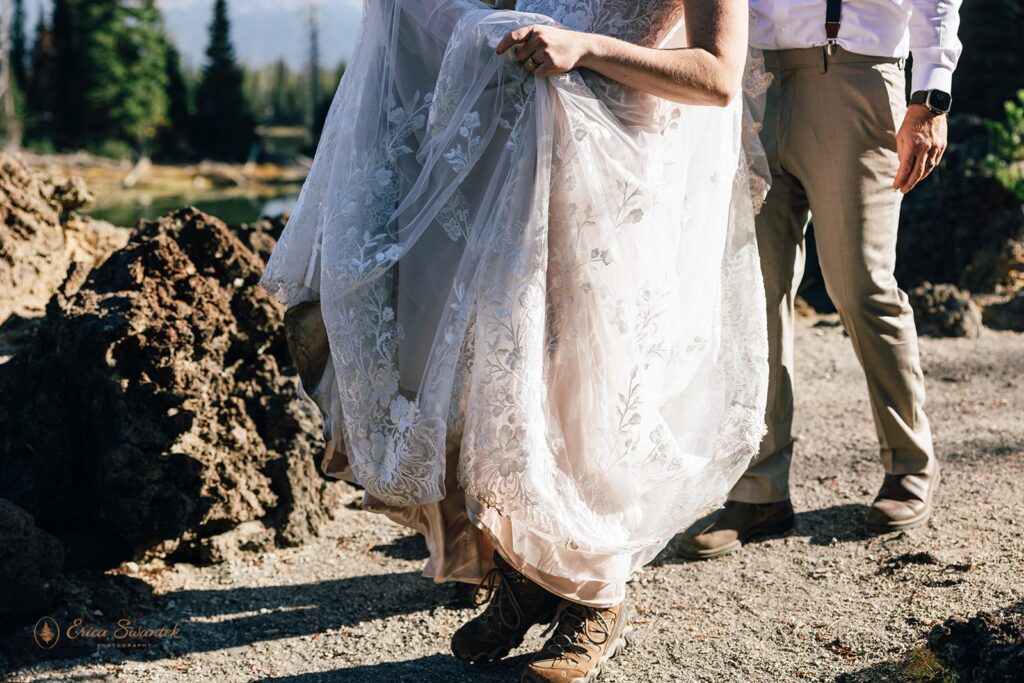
xmin=496 ymin=25 xmax=588 ymax=78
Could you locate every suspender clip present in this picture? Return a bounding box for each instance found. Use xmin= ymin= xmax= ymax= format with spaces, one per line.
xmin=824 ymin=0 xmax=842 ymax=66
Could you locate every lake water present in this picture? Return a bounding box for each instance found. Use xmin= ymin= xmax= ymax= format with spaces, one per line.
xmin=87 ymin=193 xmax=300 ymax=228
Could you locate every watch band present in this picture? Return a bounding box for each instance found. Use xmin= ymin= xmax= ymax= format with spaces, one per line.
xmin=910 ymin=90 xmax=952 ymax=115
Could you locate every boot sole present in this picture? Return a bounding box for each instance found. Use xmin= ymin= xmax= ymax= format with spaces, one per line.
xmin=678 ymin=516 xmax=795 ymax=561
xmin=865 ymin=508 xmax=931 ymax=533
xmin=453 ymin=636 xmax=523 ymax=665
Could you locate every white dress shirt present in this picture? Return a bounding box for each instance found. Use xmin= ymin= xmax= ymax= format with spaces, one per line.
xmin=749 ymin=0 xmax=963 ymax=94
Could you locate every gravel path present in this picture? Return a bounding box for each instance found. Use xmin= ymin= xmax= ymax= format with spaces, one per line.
xmin=5 ymin=316 xmax=1023 ymax=682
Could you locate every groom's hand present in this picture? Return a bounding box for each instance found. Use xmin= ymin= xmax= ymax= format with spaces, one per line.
xmin=893 ymin=104 xmax=948 ymax=194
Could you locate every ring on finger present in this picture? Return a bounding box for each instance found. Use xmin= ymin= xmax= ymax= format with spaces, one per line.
xmin=528 ymin=55 xmax=542 ymax=67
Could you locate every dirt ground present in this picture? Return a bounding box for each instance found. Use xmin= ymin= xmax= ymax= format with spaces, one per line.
xmin=4 ymin=315 xmax=1023 ymax=683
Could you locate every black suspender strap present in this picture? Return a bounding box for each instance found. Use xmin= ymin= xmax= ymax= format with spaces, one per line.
xmin=825 ymin=0 xmax=842 ymax=56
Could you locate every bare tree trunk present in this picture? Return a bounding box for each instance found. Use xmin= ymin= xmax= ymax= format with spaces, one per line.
xmin=0 ymin=0 xmax=21 ymax=150
xmin=309 ymin=0 xmax=320 ymax=139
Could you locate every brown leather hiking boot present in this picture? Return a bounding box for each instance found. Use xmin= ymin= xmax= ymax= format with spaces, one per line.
xmin=521 ymin=600 xmax=632 ymax=683
xmin=865 ymin=465 xmax=939 ymax=532
xmin=674 ymin=499 xmax=795 ymax=560
xmin=451 ymin=553 xmax=560 ymax=664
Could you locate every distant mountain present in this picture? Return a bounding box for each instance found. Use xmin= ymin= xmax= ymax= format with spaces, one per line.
xmin=25 ymin=0 xmax=363 ymax=69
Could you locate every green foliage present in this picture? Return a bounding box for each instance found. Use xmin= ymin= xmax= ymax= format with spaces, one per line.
xmin=88 ymin=138 xmax=136 ymax=161
xmin=10 ymin=0 xmax=28 ymax=90
xmin=903 ymin=645 xmax=954 ymax=683
xmin=50 ymin=0 xmax=169 ymax=153
xmin=25 ymin=12 xmax=56 ymax=142
xmin=2 ymin=0 xmax=29 ymax=143
xmin=157 ymin=41 xmax=193 ymax=159
xmin=986 ymin=91 xmax=1024 ymax=202
xmin=192 ymin=0 xmax=256 ymax=161
xmin=50 ymin=0 xmax=81 ymax=147
xmin=245 ymin=59 xmax=306 ymax=127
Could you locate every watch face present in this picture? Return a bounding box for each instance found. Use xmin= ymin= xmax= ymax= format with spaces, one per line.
xmin=928 ymin=90 xmax=952 ymax=112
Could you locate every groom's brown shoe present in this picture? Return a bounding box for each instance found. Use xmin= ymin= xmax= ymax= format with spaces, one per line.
xmin=674 ymin=500 xmax=795 ymax=560
xmin=865 ymin=465 xmax=939 ymax=533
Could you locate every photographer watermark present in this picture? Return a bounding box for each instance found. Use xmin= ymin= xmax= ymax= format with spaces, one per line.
xmin=34 ymin=616 xmax=182 ymax=650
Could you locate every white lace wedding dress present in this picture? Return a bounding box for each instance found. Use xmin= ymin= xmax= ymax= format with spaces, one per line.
xmin=260 ymin=0 xmax=771 ymax=606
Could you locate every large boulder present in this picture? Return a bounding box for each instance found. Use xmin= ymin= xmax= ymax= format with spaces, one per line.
xmin=897 ymin=117 xmax=1024 ymax=295
xmin=0 ymin=156 xmax=68 ymax=322
xmin=908 ymin=282 xmax=983 ymax=338
xmin=0 ymin=499 xmax=65 ymax=624
xmin=983 ymin=290 xmax=1024 ymax=332
xmin=0 ymin=154 xmax=130 ymax=324
xmin=0 ymin=207 xmax=343 ymax=570
xmin=926 ymin=602 xmax=1024 ymax=681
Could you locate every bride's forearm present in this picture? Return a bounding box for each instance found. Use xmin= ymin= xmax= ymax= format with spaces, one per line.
xmin=578 ymin=34 xmax=743 ymax=106
xmin=579 ymin=0 xmax=747 ymax=107
xmin=496 ymin=0 xmax=747 ymax=107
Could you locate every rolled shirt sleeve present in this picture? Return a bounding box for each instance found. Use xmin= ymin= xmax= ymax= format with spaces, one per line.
xmin=909 ymin=0 xmax=963 ymax=94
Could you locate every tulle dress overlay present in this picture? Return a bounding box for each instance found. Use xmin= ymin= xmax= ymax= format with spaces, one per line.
xmin=260 ymin=0 xmax=772 ymax=607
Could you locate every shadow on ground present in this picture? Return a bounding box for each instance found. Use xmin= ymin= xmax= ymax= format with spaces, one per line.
xmin=259 ymin=652 xmax=535 ymax=682
xmin=795 ymin=503 xmax=872 ymax=546
xmin=655 ymin=503 xmax=872 ymax=565
xmin=372 ymin=534 xmax=430 ymax=561
xmin=5 ymin=570 xmax=454 ymax=673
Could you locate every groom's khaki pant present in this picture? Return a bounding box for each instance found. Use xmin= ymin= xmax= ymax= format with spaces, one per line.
xmin=729 ymin=46 xmax=936 ymax=504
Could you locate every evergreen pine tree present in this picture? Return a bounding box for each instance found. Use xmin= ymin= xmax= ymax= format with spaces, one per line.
xmin=51 ymin=0 xmax=84 ymax=148
xmin=157 ymin=40 xmax=193 ymax=159
xmin=49 ymin=0 xmax=168 ymax=154
xmin=270 ymin=58 xmax=301 ymax=125
xmin=0 ymin=0 xmax=16 ymax=146
xmin=313 ymin=62 xmax=344 ymax=143
xmin=193 ymin=0 xmax=256 ymax=161
xmin=26 ymin=12 xmax=57 ymax=143
xmin=10 ymin=0 xmax=27 ymax=90
xmin=77 ymin=0 xmax=168 ymax=153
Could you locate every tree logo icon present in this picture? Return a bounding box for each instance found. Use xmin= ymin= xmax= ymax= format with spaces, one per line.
xmin=33 ymin=617 xmax=60 ymax=649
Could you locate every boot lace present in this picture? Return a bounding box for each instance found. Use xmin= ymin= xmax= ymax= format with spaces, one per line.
xmin=475 ymin=567 xmax=526 ymax=632
xmin=538 ymin=601 xmax=613 ymax=665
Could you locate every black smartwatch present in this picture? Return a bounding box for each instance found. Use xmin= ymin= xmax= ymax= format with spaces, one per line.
xmin=910 ymin=89 xmax=953 ymax=115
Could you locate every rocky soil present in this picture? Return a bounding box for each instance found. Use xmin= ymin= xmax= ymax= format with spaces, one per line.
xmin=2 ymin=316 xmax=1021 ymax=682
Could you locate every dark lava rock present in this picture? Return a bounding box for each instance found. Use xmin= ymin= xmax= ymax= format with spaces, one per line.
xmin=0 ymin=569 xmax=157 ymax=664
xmin=48 ymin=176 xmax=96 ymax=214
xmin=0 ymin=207 xmax=344 ymax=575
xmin=983 ymin=290 xmax=1024 ymax=332
xmin=0 ymin=155 xmax=68 ymax=321
xmin=897 ymin=116 xmax=1024 ymax=294
xmin=237 ymin=213 xmax=290 ymax=264
xmin=0 ymin=499 xmax=65 ymax=624
xmin=927 ymin=602 xmax=1024 ymax=682
xmin=908 ymin=282 xmax=983 ymax=338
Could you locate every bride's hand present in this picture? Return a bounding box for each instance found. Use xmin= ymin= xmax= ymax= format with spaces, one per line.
xmin=496 ymin=25 xmax=588 ymax=78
